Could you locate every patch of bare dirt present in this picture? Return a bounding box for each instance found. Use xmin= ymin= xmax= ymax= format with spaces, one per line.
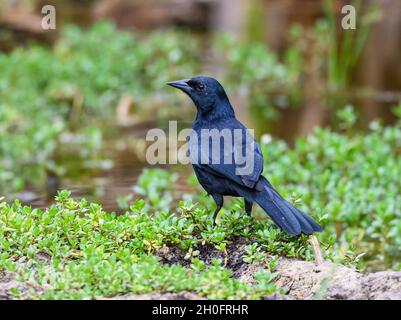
xmin=0 ymin=270 xmax=35 ymax=300
xmin=156 ymin=238 xmax=401 ymax=300
xmin=157 ymin=237 xmax=268 ymax=285
xmin=2 ymin=238 xmax=401 ymax=300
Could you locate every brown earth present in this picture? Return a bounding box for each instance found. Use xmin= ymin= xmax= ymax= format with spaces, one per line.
xmin=2 ymin=238 xmax=401 ymax=300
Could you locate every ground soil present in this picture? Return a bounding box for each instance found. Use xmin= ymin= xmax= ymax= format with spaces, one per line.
xmin=2 ymin=238 xmax=401 ymax=300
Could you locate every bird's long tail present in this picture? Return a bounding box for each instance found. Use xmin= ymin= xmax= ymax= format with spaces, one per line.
xmin=252 ymin=177 xmax=322 ymax=236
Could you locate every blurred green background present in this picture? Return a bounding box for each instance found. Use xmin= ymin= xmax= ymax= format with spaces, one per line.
xmin=0 ymin=0 xmax=401 ymax=271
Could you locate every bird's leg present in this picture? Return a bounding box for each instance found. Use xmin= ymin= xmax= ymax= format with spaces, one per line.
xmin=211 ymin=194 xmax=223 ymax=226
xmin=244 ymin=199 xmax=253 ymax=216
xmin=309 ymin=235 xmax=324 ymax=265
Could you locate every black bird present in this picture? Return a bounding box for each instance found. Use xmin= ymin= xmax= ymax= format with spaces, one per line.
xmin=167 ymin=76 xmax=322 ymax=236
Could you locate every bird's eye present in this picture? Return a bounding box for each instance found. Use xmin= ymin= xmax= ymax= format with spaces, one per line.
xmin=196 ymin=83 xmax=205 ymax=91
xmin=188 ymin=80 xmax=205 ymax=92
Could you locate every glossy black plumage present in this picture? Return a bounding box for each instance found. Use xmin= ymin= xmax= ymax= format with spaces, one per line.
xmin=167 ymin=76 xmax=322 ymax=236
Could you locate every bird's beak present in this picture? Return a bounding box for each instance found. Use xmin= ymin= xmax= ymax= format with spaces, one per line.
xmin=166 ymin=79 xmax=191 ymax=93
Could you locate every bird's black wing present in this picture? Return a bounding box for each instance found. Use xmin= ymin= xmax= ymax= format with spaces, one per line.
xmin=195 ymin=121 xmax=264 ymax=190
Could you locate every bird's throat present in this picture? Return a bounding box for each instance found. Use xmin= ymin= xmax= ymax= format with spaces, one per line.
xmin=197 ymin=101 xmax=235 ymax=122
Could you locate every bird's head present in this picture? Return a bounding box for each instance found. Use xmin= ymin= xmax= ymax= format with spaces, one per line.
xmin=167 ymin=76 xmax=232 ymax=116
